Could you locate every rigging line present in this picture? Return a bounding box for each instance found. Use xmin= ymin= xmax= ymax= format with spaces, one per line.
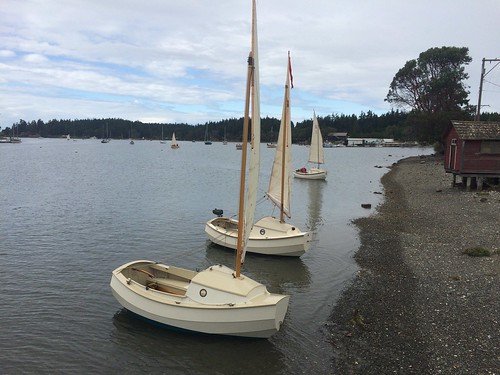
xmin=156 ymin=244 xmax=208 ymax=265
xmin=483 ymin=79 xmax=500 ymax=89
xmin=256 ymin=195 xmax=267 ymax=206
xmin=484 ymin=61 xmax=500 ymax=78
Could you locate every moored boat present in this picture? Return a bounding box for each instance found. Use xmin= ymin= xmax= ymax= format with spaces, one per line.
xmin=206 ymin=52 xmax=311 ymax=257
xmin=293 ymin=112 xmax=327 ymax=180
xmin=171 ymin=132 xmax=179 ymax=149
xmin=110 ymin=260 xmax=288 ymax=337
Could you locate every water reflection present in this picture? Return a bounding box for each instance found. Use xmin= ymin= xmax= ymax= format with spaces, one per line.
xmin=205 ymin=243 xmax=311 ymax=294
xmin=111 ymin=308 xmax=285 ymax=374
xmin=302 ymin=179 xmax=326 ymax=233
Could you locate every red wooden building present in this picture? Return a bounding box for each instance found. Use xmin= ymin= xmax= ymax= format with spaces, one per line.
xmin=444 ymin=121 xmax=500 ymax=190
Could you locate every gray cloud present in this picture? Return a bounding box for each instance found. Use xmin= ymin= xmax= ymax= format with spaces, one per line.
xmin=1 ymin=0 xmax=499 ymax=127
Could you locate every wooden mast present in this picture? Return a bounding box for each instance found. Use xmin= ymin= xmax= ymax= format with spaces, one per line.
xmin=279 ymin=94 xmax=287 ymax=224
xmin=235 ymin=1 xmax=256 ymax=278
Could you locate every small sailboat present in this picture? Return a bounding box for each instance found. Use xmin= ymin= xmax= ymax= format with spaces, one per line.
xmin=293 ymin=112 xmax=327 ymax=180
xmin=267 ymin=126 xmax=276 ymax=148
xmin=205 ymin=52 xmax=311 ymax=257
xmin=9 ymin=125 xmax=22 ymax=143
xmin=171 ymin=132 xmax=179 ymax=149
xmin=101 ymin=122 xmax=110 ymax=143
xmin=160 ymin=125 xmax=166 ymax=144
xmin=110 ymin=0 xmax=289 ymax=338
xmin=204 ymin=123 xmax=212 ymax=145
xmin=129 ymin=123 xmax=134 ymax=145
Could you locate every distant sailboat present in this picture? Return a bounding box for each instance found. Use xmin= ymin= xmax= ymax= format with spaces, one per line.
xmin=267 ymin=126 xmax=276 ymax=148
xmin=101 ymin=123 xmax=110 ymax=143
xmin=204 ymin=123 xmax=212 ymax=145
xmin=129 ymin=123 xmax=134 ymax=145
xmin=10 ymin=125 xmax=21 ymax=143
xmin=160 ymin=126 xmax=166 ymax=144
xmin=171 ymin=132 xmax=179 ymax=149
xmin=110 ymin=0 xmax=289 ymax=338
xmin=293 ymin=112 xmax=327 ymax=180
xmin=206 ymin=52 xmax=311 ymax=257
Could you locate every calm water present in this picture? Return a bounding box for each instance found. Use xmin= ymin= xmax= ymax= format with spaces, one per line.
xmin=0 ymin=138 xmax=432 ymax=374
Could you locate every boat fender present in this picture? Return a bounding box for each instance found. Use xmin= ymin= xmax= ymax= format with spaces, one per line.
xmin=260 ymin=229 xmax=265 ymax=235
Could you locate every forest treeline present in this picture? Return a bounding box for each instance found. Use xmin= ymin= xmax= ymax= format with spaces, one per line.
xmin=2 ymin=110 xmax=499 ymax=145
xmin=3 ymin=47 xmax=499 ymax=146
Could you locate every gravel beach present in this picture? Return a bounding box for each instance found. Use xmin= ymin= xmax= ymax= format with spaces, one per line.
xmin=329 ymin=155 xmax=499 ymax=374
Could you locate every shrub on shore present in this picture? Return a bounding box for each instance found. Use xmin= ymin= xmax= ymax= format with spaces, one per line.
xmin=462 ymin=247 xmax=492 ymax=257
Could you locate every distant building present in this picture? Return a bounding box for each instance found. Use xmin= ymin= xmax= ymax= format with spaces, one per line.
xmin=346 ymin=138 xmax=395 ymax=147
xmin=329 ymin=132 xmax=348 ymax=144
xmin=444 ymin=120 xmax=500 ymax=190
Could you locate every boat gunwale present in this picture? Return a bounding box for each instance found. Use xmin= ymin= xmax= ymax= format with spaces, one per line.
xmin=206 ymin=219 xmax=309 ymax=240
xmin=112 ymin=272 xmax=286 ymax=310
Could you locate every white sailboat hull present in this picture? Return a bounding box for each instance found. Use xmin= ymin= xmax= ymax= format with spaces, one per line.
xmin=110 ymin=260 xmax=289 ymax=338
xmin=205 ymin=216 xmax=311 ymax=257
xmin=293 ymin=167 xmax=327 ymax=180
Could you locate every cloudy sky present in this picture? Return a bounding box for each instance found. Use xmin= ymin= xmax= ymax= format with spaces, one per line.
xmin=1 ymin=0 xmax=500 ymax=128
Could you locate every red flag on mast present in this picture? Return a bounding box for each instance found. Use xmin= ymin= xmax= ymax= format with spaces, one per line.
xmin=288 ymin=51 xmax=294 ymax=89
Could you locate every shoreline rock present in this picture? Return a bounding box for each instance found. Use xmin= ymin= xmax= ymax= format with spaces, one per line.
xmin=328 ymin=155 xmax=499 ymax=374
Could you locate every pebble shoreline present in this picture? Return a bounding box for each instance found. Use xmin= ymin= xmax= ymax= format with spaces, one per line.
xmin=328 ymin=155 xmax=499 ymax=375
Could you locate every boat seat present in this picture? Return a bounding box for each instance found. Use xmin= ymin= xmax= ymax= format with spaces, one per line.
xmin=152 ymin=278 xmax=189 ymax=295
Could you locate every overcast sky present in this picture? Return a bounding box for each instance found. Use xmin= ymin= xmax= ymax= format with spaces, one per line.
xmin=1 ymin=0 xmax=500 ymax=128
